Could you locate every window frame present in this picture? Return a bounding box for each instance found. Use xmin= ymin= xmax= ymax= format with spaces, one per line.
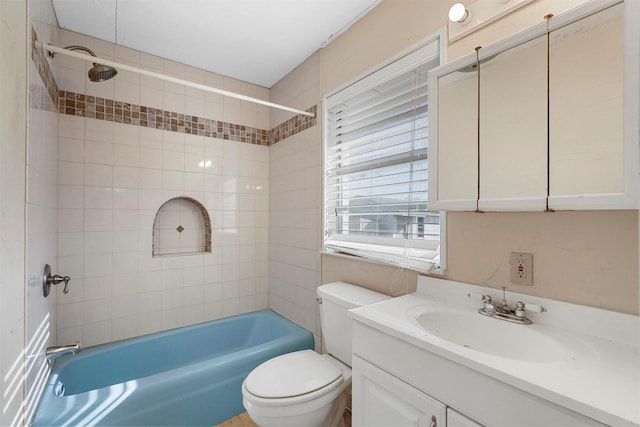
xmin=322 ymin=34 xmax=447 ymax=273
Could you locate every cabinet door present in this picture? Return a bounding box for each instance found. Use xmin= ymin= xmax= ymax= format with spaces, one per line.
xmin=549 ymin=3 xmax=634 ymax=209
xmin=429 ymin=57 xmax=478 ymax=211
xmin=447 ymin=409 xmax=483 ymax=427
xmin=352 ymin=356 xmax=446 ymax=427
xmin=478 ymin=35 xmax=548 ymax=211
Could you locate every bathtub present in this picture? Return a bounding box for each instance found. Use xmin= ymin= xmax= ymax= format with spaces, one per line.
xmin=32 ymin=310 xmax=314 ymax=426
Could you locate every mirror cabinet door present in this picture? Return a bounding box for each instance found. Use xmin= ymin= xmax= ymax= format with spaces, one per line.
xmin=549 ymin=3 xmax=624 ymax=203
xmin=435 ymin=65 xmax=478 ymax=208
xmin=479 ymin=35 xmax=548 ymax=210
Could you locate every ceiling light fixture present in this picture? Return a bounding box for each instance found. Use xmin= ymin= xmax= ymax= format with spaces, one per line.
xmin=449 ymin=3 xmax=471 ymax=25
xmin=448 ymin=0 xmax=535 ymax=42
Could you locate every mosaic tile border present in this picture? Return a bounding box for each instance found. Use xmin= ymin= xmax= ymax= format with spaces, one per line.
xmin=59 ymin=90 xmax=270 ymax=145
xmin=31 ymin=27 xmax=59 ymax=112
xmin=269 ymin=105 xmax=317 ymax=145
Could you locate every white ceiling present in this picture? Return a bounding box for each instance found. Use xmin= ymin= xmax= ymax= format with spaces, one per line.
xmin=51 ymin=0 xmax=380 ymax=88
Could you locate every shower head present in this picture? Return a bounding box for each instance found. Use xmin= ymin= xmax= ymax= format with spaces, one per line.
xmin=51 ymin=45 xmax=118 ymax=82
xmin=88 ymin=63 xmax=118 ymax=82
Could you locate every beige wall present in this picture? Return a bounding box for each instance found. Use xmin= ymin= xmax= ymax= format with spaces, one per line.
xmin=315 ymin=0 xmax=639 ymax=315
xmin=321 ymin=253 xmax=420 ymax=297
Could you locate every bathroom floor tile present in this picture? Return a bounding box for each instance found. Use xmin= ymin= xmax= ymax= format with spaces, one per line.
xmin=215 ymin=410 xmax=352 ymax=427
xmin=214 ymin=412 xmax=256 ymax=427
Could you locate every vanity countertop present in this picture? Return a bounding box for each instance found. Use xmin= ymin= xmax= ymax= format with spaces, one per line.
xmin=349 ymin=276 xmax=640 ymax=427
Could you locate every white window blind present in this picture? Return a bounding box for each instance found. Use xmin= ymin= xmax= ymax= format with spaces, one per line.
xmin=324 ymin=42 xmax=440 ymax=273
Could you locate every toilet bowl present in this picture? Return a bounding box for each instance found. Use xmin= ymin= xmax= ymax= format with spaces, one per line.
xmin=241 ymin=282 xmax=390 ymax=427
xmin=242 ymin=350 xmax=351 ymax=427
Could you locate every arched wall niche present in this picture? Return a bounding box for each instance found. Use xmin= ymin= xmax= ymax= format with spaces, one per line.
xmin=152 ymin=197 xmax=212 ymax=257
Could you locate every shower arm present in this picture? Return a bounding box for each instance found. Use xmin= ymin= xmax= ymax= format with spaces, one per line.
xmin=39 ymin=41 xmax=316 ymax=118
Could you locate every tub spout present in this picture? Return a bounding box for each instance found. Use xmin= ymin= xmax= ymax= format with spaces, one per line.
xmin=46 ymin=344 xmax=80 ymax=363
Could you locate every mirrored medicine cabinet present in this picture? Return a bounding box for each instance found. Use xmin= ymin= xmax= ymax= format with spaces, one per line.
xmin=428 ymin=0 xmax=638 ymax=212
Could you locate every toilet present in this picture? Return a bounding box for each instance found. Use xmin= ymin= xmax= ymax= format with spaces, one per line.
xmin=241 ymin=282 xmax=390 ymax=427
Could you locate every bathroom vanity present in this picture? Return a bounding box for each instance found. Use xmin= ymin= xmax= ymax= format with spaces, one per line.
xmin=349 ymin=276 xmax=640 ymax=427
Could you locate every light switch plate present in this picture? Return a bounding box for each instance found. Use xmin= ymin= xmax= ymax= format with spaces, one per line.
xmin=510 ymin=252 xmax=533 ymax=286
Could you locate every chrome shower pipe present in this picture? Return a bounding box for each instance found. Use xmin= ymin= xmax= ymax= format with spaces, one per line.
xmin=40 ymin=41 xmax=316 ymax=118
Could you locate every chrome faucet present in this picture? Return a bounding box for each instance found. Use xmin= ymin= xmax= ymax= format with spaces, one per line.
xmin=46 ymin=343 xmax=80 ymax=363
xmin=468 ymin=287 xmax=546 ymax=325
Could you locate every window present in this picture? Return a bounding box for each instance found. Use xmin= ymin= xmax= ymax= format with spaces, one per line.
xmin=324 ymin=41 xmax=441 ymax=273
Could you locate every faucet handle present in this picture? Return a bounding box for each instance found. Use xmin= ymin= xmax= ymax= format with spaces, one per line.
xmin=467 ymin=292 xmax=491 ymax=302
xmin=524 ymin=303 xmax=547 ymax=314
xmin=515 ymin=301 xmax=547 ymax=314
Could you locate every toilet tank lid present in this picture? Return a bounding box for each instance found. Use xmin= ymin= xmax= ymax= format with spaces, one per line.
xmin=317 ymin=282 xmax=390 ymax=309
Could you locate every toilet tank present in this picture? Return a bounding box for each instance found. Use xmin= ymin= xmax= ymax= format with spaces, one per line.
xmin=317 ymin=282 xmax=390 ymax=367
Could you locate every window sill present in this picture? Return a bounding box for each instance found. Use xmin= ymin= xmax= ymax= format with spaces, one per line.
xmin=319 ymin=249 xmax=446 ymax=275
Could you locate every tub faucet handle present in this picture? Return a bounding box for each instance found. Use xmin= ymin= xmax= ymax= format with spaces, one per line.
xmin=49 ymin=274 xmax=71 ymax=293
xmin=43 ymin=264 xmax=72 ymax=297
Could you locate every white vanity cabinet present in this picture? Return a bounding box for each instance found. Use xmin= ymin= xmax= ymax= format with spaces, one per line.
xmin=353 ymin=355 xmax=483 ymax=427
xmin=353 ymin=356 xmax=446 ymax=427
xmin=447 ymin=409 xmax=482 ymax=427
xmin=351 ymin=321 xmax=606 ymax=427
xmin=428 ymin=0 xmax=638 ymax=212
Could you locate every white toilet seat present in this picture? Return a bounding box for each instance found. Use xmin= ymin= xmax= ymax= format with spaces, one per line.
xmin=244 ymin=350 xmax=343 ymax=401
xmin=242 ymin=351 xmax=352 ymax=416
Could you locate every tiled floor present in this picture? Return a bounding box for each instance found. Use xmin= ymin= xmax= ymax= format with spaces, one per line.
xmin=215 ymin=409 xmax=352 ymax=427
xmin=215 ymin=412 xmax=256 ymax=427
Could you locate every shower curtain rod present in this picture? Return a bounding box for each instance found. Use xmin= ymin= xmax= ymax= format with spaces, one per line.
xmin=41 ymin=42 xmax=316 ymax=118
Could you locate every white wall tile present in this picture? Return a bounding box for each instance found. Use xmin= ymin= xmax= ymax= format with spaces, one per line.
xmin=84 ymin=164 xmax=112 ymax=187
xmin=57 ymin=44 xmax=274 ymax=349
xmin=59 ymin=161 xmax=85 ymax=185
xmin=113 ymin=188 xmax=139 ymax=209
xmin=113 ymin=210 xmax=139 ymax=231
xmin=114 ymin=123 xmax=140 ymax=146
xmin=83 ymin=299 xmax=111 ymax=323
xmin=58 ymin=209 xmax=84 ymax=232
xmin=59 ymin=114 xmax=85 ymax=140
xmin=115 ymin=80 xmax=140 ymax=105
xmin=139 ymin=148 xmax=163 ymax=170
xmin=82 ymin=320 xmax=112 ymax=347
xmin=84 ymin=276 xmax=112 ymax=301
xmin=59 ymin=185 xmax=84 ymax=209
xmin=112 ymin=317 xmax=138 ymax=341
xmin=162 ymin=150 xmax=184 ymax=171
xmin=83 ymin=231 xmax=113 ymax=254
xmin=140 ymin=86 xmax=164 ymax=110
xmin=85 ymin=120 xmax=114 ymax=144
xmin=59 ymin=137 xmax=85 ymax=162
xmin=84 ymin=209 xmax=113 ymax=232
xmin=162 ymin=170 xmax=184 ymax=191
xmin=57 ymin=306 xmax=83 ymax=337
xmin=84 ymin=186 xmax=112 ymax=209
xmin=114 ymin=145 xmax=139 ymax=167
xmin=113 ymin=166 xmax=139 ymax=188
xmin=84 ymin=253 xmax=113 ymax=278
xmin=163 ymin=132 xmax=184 ymax=152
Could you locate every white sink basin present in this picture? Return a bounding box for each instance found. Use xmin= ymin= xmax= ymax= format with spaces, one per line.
xmin=416 ymin=310 xmax=568 ymax=363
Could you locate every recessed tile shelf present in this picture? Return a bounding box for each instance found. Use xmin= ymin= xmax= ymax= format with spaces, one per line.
xmin=152 ymin=197 xmax=212 ymax=257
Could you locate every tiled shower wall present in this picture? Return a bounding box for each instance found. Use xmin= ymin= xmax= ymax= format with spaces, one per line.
xmin=268 ymin=52 xmax=323 ymax=350
xmin=54 ymin=29 xmax=270 ymax=346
